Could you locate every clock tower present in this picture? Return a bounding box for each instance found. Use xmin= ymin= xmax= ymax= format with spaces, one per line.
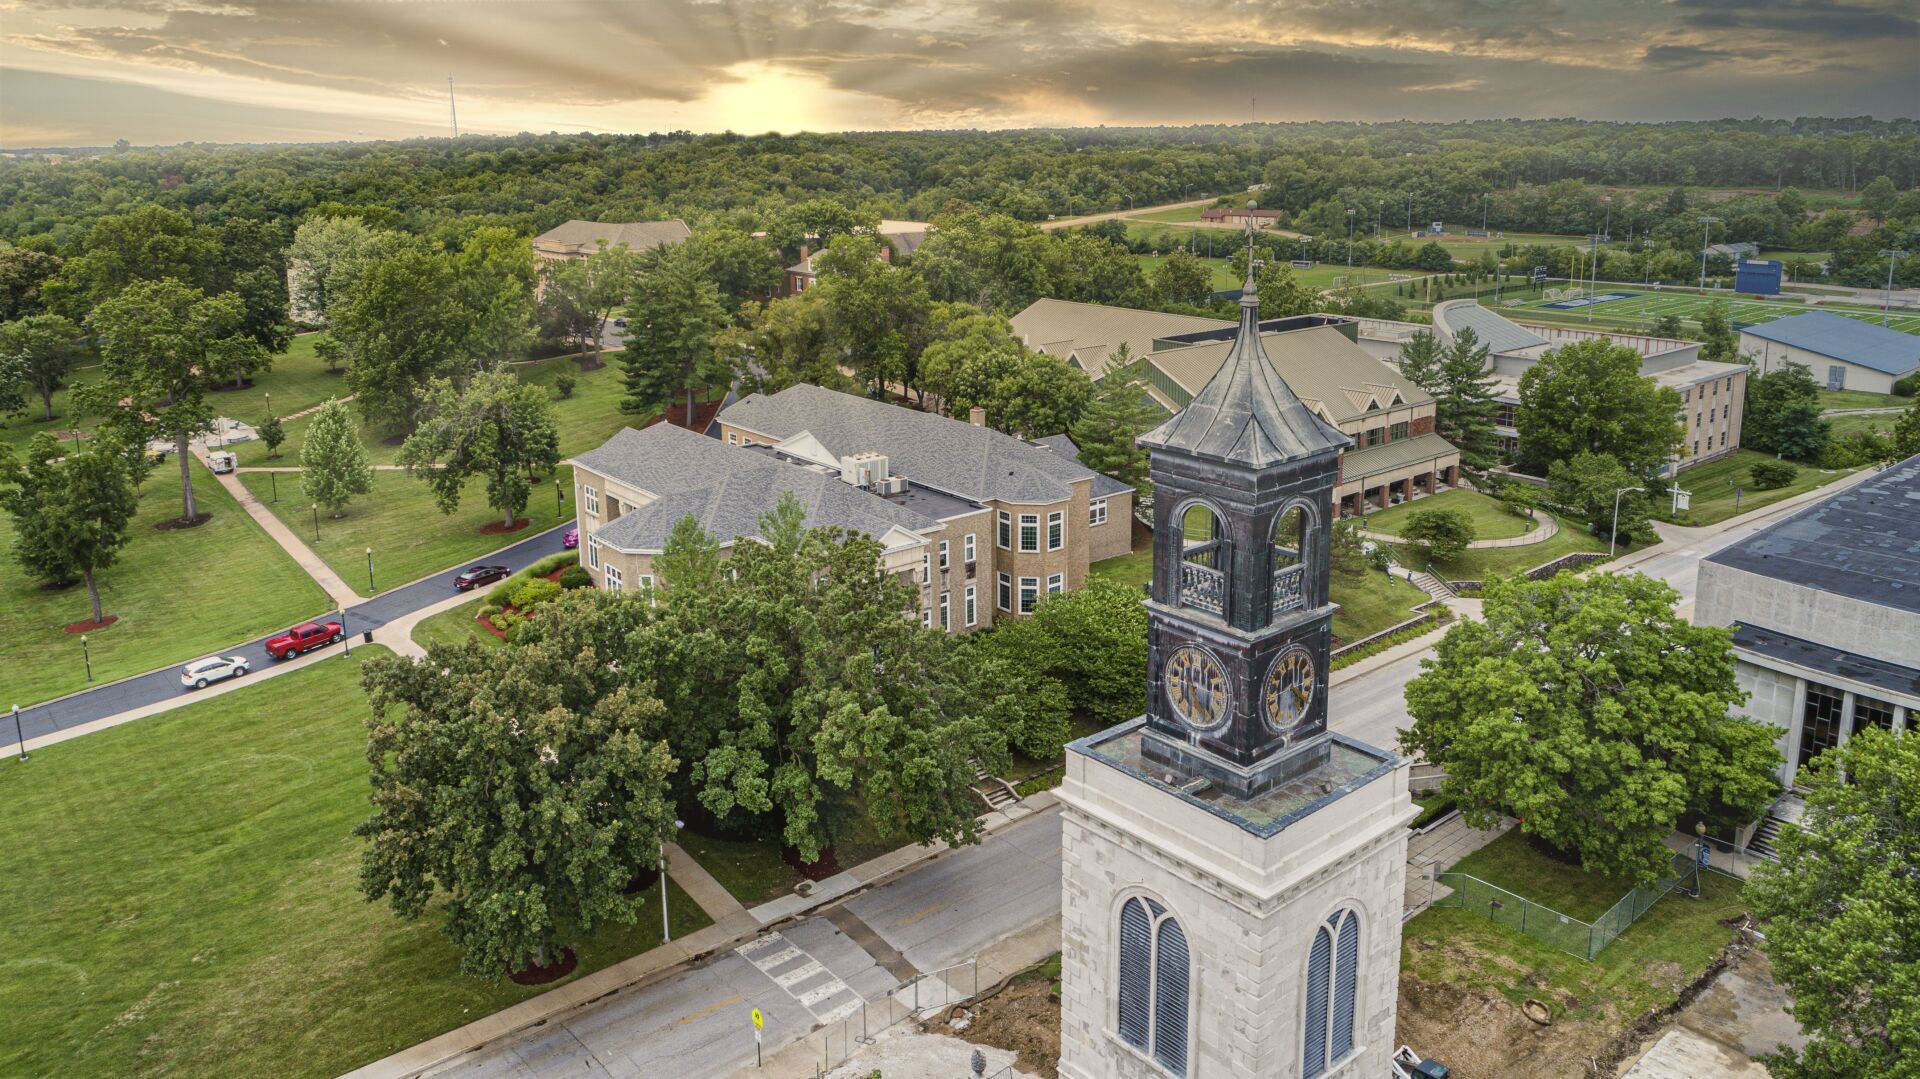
xmin=1137 ymin=232 xmax=1350 ymax=797
xmin=1056 ymin=210 xmax=1414 ymax=1079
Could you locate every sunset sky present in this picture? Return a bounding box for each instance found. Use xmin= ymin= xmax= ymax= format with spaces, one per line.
xmin=2 ymin=0 xmax=1916 ymax=147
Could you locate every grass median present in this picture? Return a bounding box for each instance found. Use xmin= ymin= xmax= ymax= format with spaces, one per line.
xmin=0 ymin=647 xmax=712 ymax=1079
xmin=238 ymin=467 xmax=575 ymax=593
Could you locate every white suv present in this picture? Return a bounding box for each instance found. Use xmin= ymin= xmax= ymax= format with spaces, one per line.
xmin=181 ymin=655 xmax=249 ymax=689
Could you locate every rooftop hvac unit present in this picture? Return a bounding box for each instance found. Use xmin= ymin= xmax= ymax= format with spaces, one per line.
xmin=838 ymin=451 xmax=889 ymax=487
xmin=877 ymin=476 xmax=909 ymax=496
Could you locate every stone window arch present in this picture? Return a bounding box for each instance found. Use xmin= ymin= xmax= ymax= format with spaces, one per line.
xmin=1174 ymin=498 xmax=1230 ymax=618
xmin=1270 ymin=497 xmax=1318 ymax=615
xmin=1116 ymin=894 xmax=1191 ymax=1076
xmin=1302 ymin=906 xmax=1362 ymax=1077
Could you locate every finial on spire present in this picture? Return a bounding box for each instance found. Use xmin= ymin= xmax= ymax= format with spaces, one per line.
xmin=1243 ymin=200 xmax=1260 ymax=294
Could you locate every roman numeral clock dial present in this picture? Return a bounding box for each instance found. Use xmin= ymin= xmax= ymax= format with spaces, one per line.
xmin=1262 ymin=646 xmax=1318 ymax=739
xmin=1163 ymin=645 xmax=1231 ymax=732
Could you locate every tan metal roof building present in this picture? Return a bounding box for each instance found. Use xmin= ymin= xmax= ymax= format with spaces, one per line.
xmin=1009 ymin=298 xmax=1230 ymax=380
xmin=533 ymin=219 xmax=692 ymax=260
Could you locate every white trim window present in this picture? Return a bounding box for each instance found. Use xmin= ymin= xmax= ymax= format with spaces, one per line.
xmin=1047 ymin=573 xmax=1064 ymax=595
xmin=997 ymin=511 xmax=1013 ymax=550
xmin=603 ymin=564 xmax=623 ymax=593
xmin=1089 ymin=499 xmax=1108 ymax=527
xmin=938 ymin=540 xmax=949 ymax=570
xmin=963 ymin=533 xmax=976 ymax=563
xmin=1047 ymin=510 xmax=1064 ymax=551
xmin=1019 ymin=576 xmax=1039 ymax=613
xmin=964 ymin=584 xmax=977 ymax=626
xmin=583 ymin=485 xmax=600 ymax=516
xmin=1019 ymin=513 xmax=1040 ymax=552
xmin=939 ymin=590 xmax=950 ymax=631
xmin=922 ymin=606 xmax=933 ymax=628
xmin=1116 ymin=896 xmax=1189 ymax=1077
xmin=638 ymin=574 xmax=654 ymax=591
xmin=922 ymin=552 xmax=931 ymax=584
xmin=587 ymin=535 xmax=601 ymax=569
xmin=997 ymin=572 xmax=1012 ymax=612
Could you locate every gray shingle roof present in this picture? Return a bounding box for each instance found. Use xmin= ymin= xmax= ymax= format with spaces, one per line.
xmin=1009 ymin=299 xmax=1230 ymax=379
xmin=574 ymin=424 xmax=939 ymax=552
xmin=718 ymin=384 xmax=1108 ymax=504
xmin=1139 ymin=291 xmax=1350 ymax=468
xmin=1029 ymin=434 xmax=1136 ymax=498
xmin=534 ymin=219 xmax=692 ymax=254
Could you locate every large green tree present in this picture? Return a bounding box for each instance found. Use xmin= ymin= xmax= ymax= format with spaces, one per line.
xmin=1148 ymin=249 xmax=1213 ymax=307
xmin=284 ymin=216 xmax=418 ymax=326
xmin=334 ymin=248 xmax=470 ymax=434
xmin=619 ymin=246 xmax=730 ymax=421
xmin=920 ymin=307 xmax=1093 ymax=436
xmin=1696 ymin=299 xmax=1739 ymax=362
xmin=608 ymin=497 xmax=1009 ymax=863
xmin=1888 ymin=396 xmax=1920 ymax=463
xmin=1402 ymin=572 xmax=1780 ymax=883
xmin=1395 ymin=332 xmax=1445 ymax=393
xmin=452 ymin=227 xmax=539 ymax=365
xmin=1434 ymin=327 xmax=1503 ymax=470
xmin=301 ymin=398 xmax=374 ymax=517
xmin=0 ymin=247 xmax=63 ymax=323
xmin=0 ymin=432 xmax=141 ymax=625
xmin=0 ymin=313 xmax=83 ymax=421
xmin=1743 ymin=361 xmax=1831 ymax=462
xmin=1400 ymin=507 xmax=1475 ymax=561
xmin=539 ymin=243 xmax=641 ymax=370
xmin=983 ymin=577 xmax=1147 ymax=728
xmin=83 ymin=278 xmax=265 ymax=522
xmin=810 ymin=232 xmax=935 ymax=397
xmin=398 ymin=368 xmax=560 ymax=529
xmin=1547 ymin=450 xmax=1653 ymax=545
xmin=1515 ymin=338 xmax=1684 ymax=475
xmin=1070 ymin=347 xmax=1166 ymax=494
xmin=1745 ymin=727 xmax=1920 ymax=1079
xmin=358 ymin=601 xmax=681 ymax=978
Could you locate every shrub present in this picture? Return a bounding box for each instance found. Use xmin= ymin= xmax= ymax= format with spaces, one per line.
xmin=491 ymin=608 xmax=523 ymax=632
xmin=1400 ymin=508 xmax=1477 ymax=561
xmin=1750 ymin=459 xmax=1799 ymax=490
xmin=558 ymin=565 xmax=592 ymax=589
xmin=478 ymin=604 xmax=501 ymax=621
xmin=554 ymin=373 xmax=577 ymax=399
xmin=511 ymin=578 xmax=563 ymax=610
xmin=1894 ymin=372 xmax=1918 ymax=397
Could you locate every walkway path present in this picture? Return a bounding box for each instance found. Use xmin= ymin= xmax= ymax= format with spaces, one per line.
xmin=1402 ymin=813 xmax=1515 ymax=919
xmin=1357 ymin=510 xmax=1558 ymax=550
xmin=212 ymin=466 xmax=363 ymax=608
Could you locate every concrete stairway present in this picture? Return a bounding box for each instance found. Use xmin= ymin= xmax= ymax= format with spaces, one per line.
xmin=970 ymin=756 xmax=1021 ymax=813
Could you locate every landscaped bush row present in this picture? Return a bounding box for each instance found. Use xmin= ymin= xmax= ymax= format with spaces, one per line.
xmin=482 ymin=552 xmax=577 ymax=607
xmin=1330 ymin=610 xmax=1452 ymax=671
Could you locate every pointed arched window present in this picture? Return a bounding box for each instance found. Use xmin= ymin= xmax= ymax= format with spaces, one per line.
xmin=1116 ymin=896 xmax=1190 ymax=1076
xmin=1303 ymin=908 xmax=1361 ymax=1077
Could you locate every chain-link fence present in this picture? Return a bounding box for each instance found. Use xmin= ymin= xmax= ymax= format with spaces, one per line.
xmin=813 ymin=959 xmax=980 ymax=1076
xmin=1433 ymin=850 xmax=1697 ymax=961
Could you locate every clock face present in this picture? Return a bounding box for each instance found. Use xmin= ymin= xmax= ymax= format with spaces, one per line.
xmin=1262 ymin=646 xmax=1318 ymax=735
xmin=1164 ymin=645 xmax=1232 ymax=731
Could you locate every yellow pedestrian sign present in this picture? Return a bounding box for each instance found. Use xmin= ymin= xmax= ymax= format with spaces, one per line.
xmin=751 ymin=1006 xmax=764 ymax=1066
xmin=751 ymin=1007 xmax=764 ymax=1031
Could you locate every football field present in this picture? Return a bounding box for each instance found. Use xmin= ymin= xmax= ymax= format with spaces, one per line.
xmin=1494 ymin=287 xmax=1920 ymax=336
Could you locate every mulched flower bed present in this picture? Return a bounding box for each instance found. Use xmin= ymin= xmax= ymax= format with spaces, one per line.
xmin=478 ymin=517 xmax=532 ymax=536
xmin=508 ymin=948 xmax=578 ymax=986
xmin=155 ymin=513 xmax=213 ymax=532
xmin=64 ymin=615 xmax=120 ymax=634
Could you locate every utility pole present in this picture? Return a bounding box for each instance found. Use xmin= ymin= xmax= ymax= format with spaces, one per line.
xmin=448 ymin=73 xmax=458 ymax=138
xmin=1696 ymin=215 xmax=1719 ymax=290
xmin=1882 ymin=249 xmax=1910 ymax=326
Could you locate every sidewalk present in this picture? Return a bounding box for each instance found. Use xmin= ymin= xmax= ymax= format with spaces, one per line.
xmin=1357 ymin=510 xmax=1558 ymax=550
xmin=350 ymin=795 xmax=1061 ymax=1079
xmin=209 ymin=464 xmax=362 ymax=608
xmin=1402 ymin=813 xmax=1514 ymax=918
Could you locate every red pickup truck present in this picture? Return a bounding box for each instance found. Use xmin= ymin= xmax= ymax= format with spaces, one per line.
xmin=266 ymin=620 xmax=343 ymax=660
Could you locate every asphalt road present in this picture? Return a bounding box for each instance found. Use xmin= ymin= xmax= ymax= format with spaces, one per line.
xmin=12 ymin=522 xmax=571 ymax=744
xmin=433 ymin=811 xmax=1065 ymax=1079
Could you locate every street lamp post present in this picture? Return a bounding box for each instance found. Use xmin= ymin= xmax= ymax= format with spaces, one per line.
xmin=270 ymin=470 xmax=278 ymax=504
xmin=81 ymin=633 xmax=92 ymax=683
xmin=1696 ymin=216 xmax=1719 ymax=290
xmin=1346 ymin=209 xmax=1356 ymax=272
xmin=1610 ymin=486 xmax=1645 ymax=557
xmin=12 ymin=704 xmax=27 ymax=762
xmin=312 ymin=504 xmax=320 ymax=543
xmin=1881 ymin=249 xmax=1910 ymax=326
xmin=366 ymin=547 xmax=376 ymax=595
xmin=661 ymin=818 xmax=685 ymax=941
xmin=555 ymin=479 xmax=564 ymax=521
xmin=340 ymin=608 xmax=352 ymax=657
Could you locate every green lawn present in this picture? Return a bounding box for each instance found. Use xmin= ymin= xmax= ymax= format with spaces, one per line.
xmin=0 ymin=465 xmax=329 ymax=707
xmin=1128 ymin=204 xmax=1212 ymax=223
xmin=410 ymin=595 xmax=505 ymax=651
xmin=1394 ymin=510 xmax=1610 ymax=582
xmin=237 ymin=467 xmax=576 ymax=594
xmin=1358 ymin=489 xmax=1532 ymax=541
xmin=1089 ymin=548 xmax=1153 ymax=591
xmin=1447 ymin=831 xmax=1636 ymax=922
xmin=1405 ymin=847 xmax=1745 ymax=1029
xmin=0 ymin=649 xmax=712 ymax=1079
xmin=1664 ymin=450 xmax=1864 ymax=526
xmin=232 ymin=354 xmax=649 ymax=468
xmin=679 ymin=816 xmax=910 ymax=907
xmin=1828 ymin=412 xmax=1899 ymax=440
xmin=1817 ymin=387 xmax=1908 ymax=411
xmin=1330 ymin=571 xmax=1429 ymax=643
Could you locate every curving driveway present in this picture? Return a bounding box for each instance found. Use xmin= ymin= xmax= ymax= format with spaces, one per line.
xmin=9 ymin=523 xmax=570 ymax=749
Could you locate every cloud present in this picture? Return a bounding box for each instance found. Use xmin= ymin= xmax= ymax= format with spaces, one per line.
xmin=1 ymin=0 xmax=1915 ymax=145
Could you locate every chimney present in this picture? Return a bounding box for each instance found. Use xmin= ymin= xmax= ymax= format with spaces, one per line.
xmin=798 ymin=243 xmax=809 ymax=265
xmin=969 ymin=406 xmax=986 ymax=427
xmin=879 ymin=245 xmax=892 ymax=264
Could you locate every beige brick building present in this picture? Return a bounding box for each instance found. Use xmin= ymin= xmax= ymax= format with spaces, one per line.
xmin=571 ymin=385 xmax=1134 ymax=633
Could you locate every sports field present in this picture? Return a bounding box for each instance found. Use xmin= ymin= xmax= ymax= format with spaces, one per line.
xmin=1491 ymin=287 xmax=1920 ymax=336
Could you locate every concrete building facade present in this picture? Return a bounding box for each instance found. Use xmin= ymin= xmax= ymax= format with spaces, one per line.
xmin=1693 ymin=455 xmax=1920 ymax=851
xmin=1737 ymin=311 xmax=1920 ymax=395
